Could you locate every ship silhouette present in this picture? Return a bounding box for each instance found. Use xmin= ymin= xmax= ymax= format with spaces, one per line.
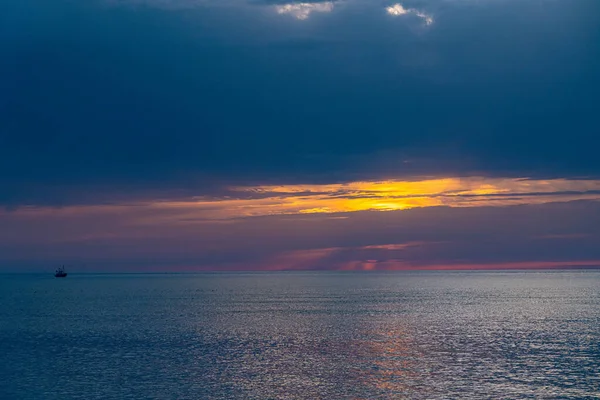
xmin=54 ymin=266 xmax=67 ymax=278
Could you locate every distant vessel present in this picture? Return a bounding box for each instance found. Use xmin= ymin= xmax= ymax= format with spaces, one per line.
xmin=54 ymin=266 xmax=68 ymax=278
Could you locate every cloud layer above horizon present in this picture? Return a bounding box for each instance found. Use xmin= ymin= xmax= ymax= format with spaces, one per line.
xmin=1 ymin=0 xmax=599 ymax=271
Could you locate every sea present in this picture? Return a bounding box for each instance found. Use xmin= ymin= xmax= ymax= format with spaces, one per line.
xmin=0 ymin=271 xmax=599 ymax=399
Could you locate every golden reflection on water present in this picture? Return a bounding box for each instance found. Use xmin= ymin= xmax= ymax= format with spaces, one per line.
xmin=351 ymin=323 xmax=425 ymax=398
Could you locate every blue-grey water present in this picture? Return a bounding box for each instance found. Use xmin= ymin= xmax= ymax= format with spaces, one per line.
xmin=1 ymin=271 xmax=599 ymax=399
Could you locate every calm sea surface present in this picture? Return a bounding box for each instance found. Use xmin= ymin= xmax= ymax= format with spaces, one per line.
xmin=1 ymin=271 xmax=599 ymax=399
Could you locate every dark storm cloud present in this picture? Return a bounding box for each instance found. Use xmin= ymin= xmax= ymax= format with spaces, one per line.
xmin=1 ymin=0 xmax=599 ymax=206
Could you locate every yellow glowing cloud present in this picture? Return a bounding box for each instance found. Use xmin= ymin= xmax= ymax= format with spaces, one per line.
xmin=115 ymin=177 xmax=600 ymax=223
xmin=7 ymin=177 xmax=600 ymax=225
xmin=222 ymin=177 xmax=600 ymax=217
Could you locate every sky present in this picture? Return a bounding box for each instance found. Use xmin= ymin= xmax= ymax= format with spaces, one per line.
xmin=1 ymin=0 xmax=599 ymax=272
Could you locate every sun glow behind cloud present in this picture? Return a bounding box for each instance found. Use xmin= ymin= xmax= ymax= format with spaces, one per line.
xmin=19 ymin=176 xmax=594 ymax=229
xmin=4 ymin=177 xmax=600 ymax=272
xmin=6 ymin=178 xmax=600 ymax=225
xmin=217 ymin=177 xmax=600 ymax=218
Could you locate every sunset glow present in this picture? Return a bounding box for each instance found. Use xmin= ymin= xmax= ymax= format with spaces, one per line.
xmin=2 ymin=0 xmax=599 ymax=273
xmin=150 ymin=177 xmax=600 ymax=220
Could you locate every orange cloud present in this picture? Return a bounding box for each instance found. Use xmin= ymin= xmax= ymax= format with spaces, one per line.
xmin=210 ymin=177 xmax=600 ymax=219
xmin=5 ymin=177 xmax=600 ymax=225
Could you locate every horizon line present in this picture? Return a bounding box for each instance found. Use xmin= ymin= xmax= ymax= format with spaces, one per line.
xmin=2 ymin=266 xmax=600 ymax=275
